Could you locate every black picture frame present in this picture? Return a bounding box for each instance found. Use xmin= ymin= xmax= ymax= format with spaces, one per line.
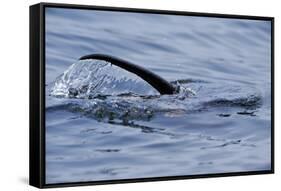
xmin=30 ymin=2 xmax=274 ymax=189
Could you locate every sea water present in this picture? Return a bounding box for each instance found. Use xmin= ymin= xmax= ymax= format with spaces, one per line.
xmin=45 ymin=8 xmax=271 ymax=183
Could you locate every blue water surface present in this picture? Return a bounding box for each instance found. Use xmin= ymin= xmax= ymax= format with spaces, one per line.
xmin=45 ymin=7 xmax=272 ymax=184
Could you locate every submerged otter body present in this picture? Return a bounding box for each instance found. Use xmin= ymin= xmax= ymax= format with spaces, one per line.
xmin=79 ymin=54 xmax=177 ymax=95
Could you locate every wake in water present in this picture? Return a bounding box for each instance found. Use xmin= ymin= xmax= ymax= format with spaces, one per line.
xmin=47 ymin=60 xmax=262 ymax=124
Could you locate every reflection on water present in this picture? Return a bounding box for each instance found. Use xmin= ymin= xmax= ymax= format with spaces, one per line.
xmin=45 ymin=7 xmax=271 ymax=184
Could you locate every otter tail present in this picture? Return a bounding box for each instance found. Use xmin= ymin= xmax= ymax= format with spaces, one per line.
xmin=79 ymin=54 xmax=177 ymax=95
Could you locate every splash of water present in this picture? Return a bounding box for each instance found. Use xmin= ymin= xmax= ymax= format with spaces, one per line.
xmin=50 ymin=60 xmax=161 ymax=98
